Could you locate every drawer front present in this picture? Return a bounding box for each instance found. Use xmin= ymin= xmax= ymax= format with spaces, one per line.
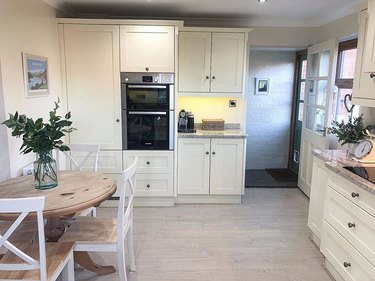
xmin=325 ymin=187 xmax=375 ymax=266
xmin=123 ymin=151 xmax=173 ymax=174
xmin=135 ymin=173 xmax=173 ymax=197
xmin=70 ymin=150 xmax=122 ymax=173
xmin=328 ymin=173 xmax=375 ymax=218
xmin=321 ymin=222 xmax=375 ymax=281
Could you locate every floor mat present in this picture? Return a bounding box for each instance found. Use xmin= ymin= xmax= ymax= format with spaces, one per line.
xmin=245 ymin=169 xmax=298 ymax=188
xmin=265 ymin=168 xmax=298 ymax=182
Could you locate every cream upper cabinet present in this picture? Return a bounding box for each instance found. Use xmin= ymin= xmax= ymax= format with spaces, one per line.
xmin=353 ymin=6 xmax=375 ymax=106
xmin=62 ymin=24 xmax=122 ymax=150
xmin=120 ymin=25 xmax=175 ymax=73
xmin=210 ymin=33 xmax=245 ymax=93
xmin=178 ymin=32 xmax=211 ymax=92
xmin=178 ymin=29 xmax=249 ymax=97
xmin=178 ymin=138 xmax=244 ymax=195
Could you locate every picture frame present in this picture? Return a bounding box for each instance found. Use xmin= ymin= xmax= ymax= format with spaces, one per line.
xmin=255 ymin=78 xmax=269 ymax=95
xmin=22 ymin=53 xmax=49 ymax=97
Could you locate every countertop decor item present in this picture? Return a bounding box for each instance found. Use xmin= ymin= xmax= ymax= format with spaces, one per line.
xmin=202 ymin=119 xmax=225 ymax=130
xmin=328 ymin=115 xmax=375 ymax=156
xmin=2 ymin=99 xmax=75 ymax=189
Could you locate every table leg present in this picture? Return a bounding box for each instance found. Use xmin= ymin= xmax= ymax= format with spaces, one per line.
xmin=74 ymin=252 xmax=116 ymax=275
xmin=44 ymin=217 xmax=65 ymax=242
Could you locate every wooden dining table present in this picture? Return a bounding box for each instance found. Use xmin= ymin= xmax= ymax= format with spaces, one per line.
xmin=0 ymin=170 xmax=117 ymax=275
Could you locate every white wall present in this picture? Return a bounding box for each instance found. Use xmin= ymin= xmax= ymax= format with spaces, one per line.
xmin=246 ymin=50 xmax=295 ymax=169
xmin=0 ymin=0 xmax=63 ymax=177
xmin=0 ymin=61 xmax=11 ymax=181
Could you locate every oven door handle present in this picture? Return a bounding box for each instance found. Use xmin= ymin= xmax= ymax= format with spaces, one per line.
xmin=128 ymin=111 xmax=167 ymax=115
xmin=127 ymin=85 xmax=167 ymax=89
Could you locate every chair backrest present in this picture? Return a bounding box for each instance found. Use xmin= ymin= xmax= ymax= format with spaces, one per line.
xmin=0 ymin=197 xmax=47 ymax=280
xmin=59 ymin=144 xmax=100 ymax=172
xmin=117 ymin=157 xmax=137 ymax=240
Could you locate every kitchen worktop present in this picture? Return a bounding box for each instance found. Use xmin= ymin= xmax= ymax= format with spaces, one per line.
xmin=178 ymin=129 xmax=247 ymax=139
xmin=312 ymin=149 xmax=375 ymax=195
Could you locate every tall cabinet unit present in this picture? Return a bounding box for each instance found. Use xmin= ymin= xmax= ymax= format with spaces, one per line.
xmin=178 ymin=28 xmax=251 ymax=97
xmin=353 ymin=5 xmax=375 ymax=106
xmin=60 ymin=24 xmax=123 ymax=195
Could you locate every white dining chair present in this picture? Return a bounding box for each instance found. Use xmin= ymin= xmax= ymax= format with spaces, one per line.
xmin=60 ymin=157 xmax=138 ymax=281
xmin=0 ymin=197 xmax=75 ymax=281
xmin=57 ymin=143 xmax=101 ymax=217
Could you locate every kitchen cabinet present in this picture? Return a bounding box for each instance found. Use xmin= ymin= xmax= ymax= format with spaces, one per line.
xmin=320 ymin=176 xmax=375 ymax=280
xmin=178 ymin=138 xmax=244 ymax=195
xmin=307 ymin=156 xmax=329 ymax=246
xmin=178 ymin=29 xmax=249 ymax=97
xmin=353 ymin=7 xmax=375 ymax=106
xmin=61 ymin=24 xmax=122 ymax=150
xmin=123 ymin=151 xmax=174 ymax=197
xmin=120 ymin=25 xmax=175 ymax=73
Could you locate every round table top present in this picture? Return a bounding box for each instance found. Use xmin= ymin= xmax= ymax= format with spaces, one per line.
xmin=0 ymin=171 xmax=116 ymax=219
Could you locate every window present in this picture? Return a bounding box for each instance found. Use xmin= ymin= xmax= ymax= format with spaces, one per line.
xmin=332 ymin=39 xmax=358 ymax=124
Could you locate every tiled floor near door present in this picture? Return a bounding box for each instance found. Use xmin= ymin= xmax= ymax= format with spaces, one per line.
xmin=75 ymin=189 xmax=333 ymax=281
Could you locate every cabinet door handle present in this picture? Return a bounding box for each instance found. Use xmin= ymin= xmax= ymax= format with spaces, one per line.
xmin=206 ymin=151 xmax=209 ymax=155
xmin=370 ymin=73 xmax=375 ymax=79
xmin=212 ymin=152 xmax=216 ymax=155
xmin=348 ymin=222 xmax=356 ymax=228
xmin=116 ymin=119 xmax=120 ymax=123
xmin=145 ymin=67 xmax=150 ymax=71
xmin=146 ymin=161 xmax=151 ymax=165
xmin=343 ymin=262 xmax=351 ymax=268
xmin=212 ymin=76 xmax=216 ymax=80
xmin=351 ymin=192 xmax=359 ymax=198
xmin=205 ymin=76 xmax=209 ymax=79
xmin=147 ymin=184 xmax=150 ymax=188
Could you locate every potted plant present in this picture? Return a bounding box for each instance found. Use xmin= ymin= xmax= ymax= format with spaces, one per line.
xmin=328 ymin=115 xmax=375 ymax=156
xmin=2 ymin=99 xmax=75 ymax=189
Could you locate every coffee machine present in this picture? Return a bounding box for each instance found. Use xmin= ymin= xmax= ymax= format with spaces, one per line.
xmin=178 ymin=109 xmax=196 ymax=133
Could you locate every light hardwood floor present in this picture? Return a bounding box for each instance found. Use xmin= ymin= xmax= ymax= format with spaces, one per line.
xmin=74 ymin=188 xmax=333 ymax=281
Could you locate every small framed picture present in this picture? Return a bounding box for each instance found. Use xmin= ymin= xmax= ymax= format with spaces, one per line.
xmin=255 ymin=78 xmax=269 ymax=95
xmin=22 ymin=53 xmax=49 ymax=97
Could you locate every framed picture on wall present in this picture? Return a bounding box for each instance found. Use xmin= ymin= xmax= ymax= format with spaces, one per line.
xmin=22 ymin=53 xmax=49 ymax=97
xmin=255 ymin=78 xmax=269 ymax=95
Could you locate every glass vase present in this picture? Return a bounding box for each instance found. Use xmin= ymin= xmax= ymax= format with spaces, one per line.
xmin=34 ymin=151 xmax=58 ymax=189
xmin=346 ymin=143 xmax=358 ymax=157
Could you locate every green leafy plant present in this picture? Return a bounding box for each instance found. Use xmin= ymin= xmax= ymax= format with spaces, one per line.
xmin=1 ymin=98 xmax=75 ymax=155
xmin=328 ymin=115 xmax=374 ymax=145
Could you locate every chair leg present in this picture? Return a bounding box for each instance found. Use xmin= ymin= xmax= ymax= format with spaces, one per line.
xmin=61 ymin=253 xmax=75 ymax=281
xmin=127 ymin=224 xmax=136 ymax=272
xmin=117 ymin=241 xmax=127 ymax=281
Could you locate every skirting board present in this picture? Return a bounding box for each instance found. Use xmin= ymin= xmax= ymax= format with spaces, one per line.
xmin=310 ymin=231 xmax=321 ymax=248
xmin=101 ymin=197 xmax=175 ymax=207
xmin=174 ymin=195 xmax=242 ymax=204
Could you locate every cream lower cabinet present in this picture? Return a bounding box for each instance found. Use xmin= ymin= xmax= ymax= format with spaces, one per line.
xmin=178 ymin=29 xmax=248 ymax=97
xmin=319 ymin=171 xmax=375 ymax=281
xmin=308 ymin=156 xmax=329 ymax=245
xmin=123 ymin=151 xmax=174 ymax=197
xmin=178 ymin=138 xmax=244 ymax=195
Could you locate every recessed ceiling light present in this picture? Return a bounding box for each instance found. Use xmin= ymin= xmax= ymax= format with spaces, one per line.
xmin=258 ymin=0 xmax=268 ymax=3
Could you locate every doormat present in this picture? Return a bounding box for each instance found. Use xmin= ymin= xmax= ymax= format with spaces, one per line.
xmin=265 ymin=169 xmax=298 ymax=183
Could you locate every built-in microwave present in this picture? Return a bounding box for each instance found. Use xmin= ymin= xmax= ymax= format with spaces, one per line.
xmin=121 ymin=72 xmax=174 ymax=150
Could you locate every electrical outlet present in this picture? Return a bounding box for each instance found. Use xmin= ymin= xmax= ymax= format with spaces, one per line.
xmin=229 ymin=100 xmax=237 ymax=107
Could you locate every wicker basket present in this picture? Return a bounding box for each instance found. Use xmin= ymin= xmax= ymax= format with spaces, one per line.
xmin=202 ymin=119 xmax=225 ymax=130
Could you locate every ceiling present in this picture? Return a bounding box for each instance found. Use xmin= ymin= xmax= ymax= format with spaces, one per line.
xmin=48 ymin=0 xmax=367 ymax=27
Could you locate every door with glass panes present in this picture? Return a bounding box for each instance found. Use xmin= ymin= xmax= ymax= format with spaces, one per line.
xmin=298 ymin=39 xmax=338 ymax=197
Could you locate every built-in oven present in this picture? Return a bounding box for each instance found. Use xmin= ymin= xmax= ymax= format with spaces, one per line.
xmin=121 ymin=72 xmax=174 ymax=150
